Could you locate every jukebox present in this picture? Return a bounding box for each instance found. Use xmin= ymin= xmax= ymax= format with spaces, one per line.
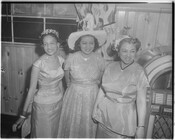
xmin=137 ymin=47 xmax=172 ymax=139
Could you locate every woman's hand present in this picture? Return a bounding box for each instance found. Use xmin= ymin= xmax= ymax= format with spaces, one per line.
xmin=12 ymin=117 xmax=26 ymax=132
xmin=135 ymin=127 xmax=145 ymax=138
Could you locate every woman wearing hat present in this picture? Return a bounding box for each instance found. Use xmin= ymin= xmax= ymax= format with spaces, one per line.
xmin=92 ymin=36 xmax=149 ymax=138
xmin=58 ymin=30 xmax=107 ymax=138
xmin=12 ymin=29 xmax=65 ymax=138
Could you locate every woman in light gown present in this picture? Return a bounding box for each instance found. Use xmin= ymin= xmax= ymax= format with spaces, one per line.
xmin=93 ymin=36 xmax=149 ymax=138
xmin=57 ymin=30 xmax=107 ymax=138
xmin=12 ymin=29 xmax=64 ymax=138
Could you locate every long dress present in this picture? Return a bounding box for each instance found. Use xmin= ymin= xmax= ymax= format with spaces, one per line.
xmin=58 ymin=51 xmax=105 ymax=138
xmin=25 ymin=54 xmax=64 ymax=138
xmin=93 ymin=61 xmax=149 ymax=138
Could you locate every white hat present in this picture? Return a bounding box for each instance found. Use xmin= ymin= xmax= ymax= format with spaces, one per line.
xmin=68 ymin=30 xmax=107 ymax=50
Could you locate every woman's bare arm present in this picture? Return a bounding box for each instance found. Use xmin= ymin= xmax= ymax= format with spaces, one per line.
xmin=136 ymin=87 xmax=147 ymax=138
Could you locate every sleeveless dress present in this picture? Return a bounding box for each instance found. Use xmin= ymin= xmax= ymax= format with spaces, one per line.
xmin=93 ymin=61 xmax=149 ymax=138
xmin=57 ymin=51 xmax=105 ymax=138
xmin=23 ymin=55 xmax=64 ymax=138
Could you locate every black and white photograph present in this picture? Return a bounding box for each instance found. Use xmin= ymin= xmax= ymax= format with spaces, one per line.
xmin=1 ymin=1 xmax=173 ymax=139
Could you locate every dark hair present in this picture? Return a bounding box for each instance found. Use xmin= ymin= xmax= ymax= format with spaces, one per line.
xmin=40 ymin=33 xmax=60 ymax=45
xmin=107 ymin=37 xmax=141 ymax=61
xmin=118 ymin=37 xmax=141 ymax=52
xmin=74 ymin=34 xmax=100 ymax=52
xmin=106 ymin=43 xmax=120 ymax=61
xmin=60 ymin=41 xmax=71 ymax=55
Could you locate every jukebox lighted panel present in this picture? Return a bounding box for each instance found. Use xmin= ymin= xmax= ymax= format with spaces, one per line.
xmin=137 ymin=49 xmax=172 ymax=139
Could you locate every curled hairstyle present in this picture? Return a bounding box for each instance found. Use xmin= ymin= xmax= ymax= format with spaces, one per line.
xmin=39 ymin=29 xmax=60 ymax=45
xmin=107 ymin=37 xmax=141 ymax=61
xmin=118 ymin=37 xmax=141 ymax=52
xmin=74 ymin=34 xmax=100 ymax=52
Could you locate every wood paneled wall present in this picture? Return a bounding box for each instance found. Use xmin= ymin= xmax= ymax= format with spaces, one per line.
xmin=115 ymin=5 xmax=172 ymax=52
xmin=1 ymin=42 xmax=41 ymax=115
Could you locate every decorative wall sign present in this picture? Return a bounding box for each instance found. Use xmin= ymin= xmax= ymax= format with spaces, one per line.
xmin=75 ymin=3 xmax=116 ymax=31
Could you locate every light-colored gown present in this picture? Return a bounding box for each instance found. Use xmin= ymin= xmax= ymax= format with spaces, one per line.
xmin=58 ymin=51 xmax=105 ymax=138
xmin=23 ymin=55 xmax=64 ymax=138
xmin=93 ymin=61 xmax=149 ymax=138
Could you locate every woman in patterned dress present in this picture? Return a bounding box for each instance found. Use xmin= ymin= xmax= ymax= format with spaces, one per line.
xmin=57 ymin=31 xmax=106 ymax=138
xmin=93 ymin=36 xmax=149 ymax=138
xmin=12 ymin=29 xmax=64 ymax=138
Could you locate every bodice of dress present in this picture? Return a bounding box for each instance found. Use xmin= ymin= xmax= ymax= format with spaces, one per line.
xmin=33 ymin=55 xmax=64 ymax=104
xmin=102 ymin=61 xmax=149 ymax=102
xmin=64 ymin=52 xmax=105 ymax=85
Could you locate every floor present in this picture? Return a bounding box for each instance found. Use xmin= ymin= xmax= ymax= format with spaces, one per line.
xmin=1 ymin=114 xmax=172 ymax=138
xmin=1 ymin=114 xmax=24 ymax=138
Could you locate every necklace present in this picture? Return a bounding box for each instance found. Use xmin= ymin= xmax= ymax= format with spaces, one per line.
xmin=83 ymin=58 xmax=88 ymax=61
xmin=80 ymin=52 xmax=90 ymax=61
xmin=119 ymin=60 xmax=134 ymax=71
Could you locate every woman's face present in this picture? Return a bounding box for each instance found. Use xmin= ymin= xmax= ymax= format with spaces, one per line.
xmin=80 ymin=35 xmax=95 ymax=55
xmin=118 ymin=42 xmax=137 ymax=65
xmin=42 ymin=35 xmax=59 ymax=56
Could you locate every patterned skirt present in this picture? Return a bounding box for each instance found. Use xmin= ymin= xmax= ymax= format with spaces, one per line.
xmin=57 ymin=82 xmax=99 ymax=138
